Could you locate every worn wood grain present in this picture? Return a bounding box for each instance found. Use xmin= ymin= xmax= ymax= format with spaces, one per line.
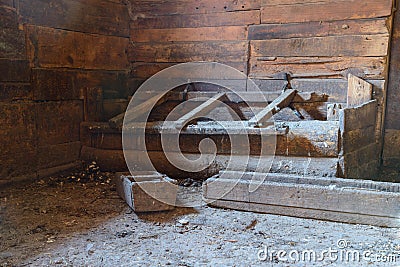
xmin=130 ymin=0 xmax=261 ymax=15
xmin=347 ymin=74 xmax=373 ymax=107
xmin=0 ymin=83 xmax=32 ymax=101
xmin=0 ymin=28 xmax=26 ymax=59
xmin=249 ymin=89 xmax=297 ymax=126
xmin=208 ymin=199 xmax=399 ymax=227
xmin=131 ymin=26 xmax=248 ymax=42
xmin=37 ymin=142 xmax=81 ymax=170
xmin=174 ymin=93 xmax=227 ymax=128
xmin=249 ymin=57 xmax=386 ymax=80
xmin=26 ymin=25 xmax=129 ymax=70
xmin=130 ymin=41 xmax=248 ymax=63
xmin=36 ymin=101 xmax=83 ymax=146
xmin=20 ymin=0 xmax=130 ymax=37
xmin=251 ymin=34 xmax=389 ymax=57
xmin=32 ymin=68 xmax=129 ymax=100
xmin=0 ymin=5 xmax=18 ymax=29
xmin=131 ymin=10 xmax=260 ymax=29
xmin=249 ymin=18 xmax=389 ymax=40
xmin=261 ymin=0 xmax=393 ymax=24
xmin=0 ymin=102 xmax=36 ymax=155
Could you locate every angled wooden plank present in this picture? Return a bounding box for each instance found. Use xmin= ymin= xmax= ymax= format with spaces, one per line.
xmin=249 ymin=89 xmax=297 ymax=126
xmin=347 ymin=74 xmax=373 ymax=107
xmin=174 ymin=93 xmax=226 ymax=129
xmin=109 ymin=93 xmax=167 ymax=128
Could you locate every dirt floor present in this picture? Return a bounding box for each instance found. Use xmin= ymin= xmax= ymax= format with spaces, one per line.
xmin=1 ymin=169 xmax=400 ymax=267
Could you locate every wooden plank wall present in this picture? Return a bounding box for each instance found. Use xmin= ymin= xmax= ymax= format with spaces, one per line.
xmin=0 ymin=0 xmax=130 ymax=185
xmin=128 ymin=0 xmax=394 ymax=172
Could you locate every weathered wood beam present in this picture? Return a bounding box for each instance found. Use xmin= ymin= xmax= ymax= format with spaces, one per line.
xmin=347 ymin=74 xmax=373 ymax=107
xmin=173 ymin=93 xmax=226 ymax=129
xmin=249 ymin=89 xmax=297 ymax=126
xmin=109 ymin=93 xmax=167 ymax=129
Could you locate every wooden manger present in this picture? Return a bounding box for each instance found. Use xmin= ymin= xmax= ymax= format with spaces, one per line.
xmin=80 ymin=74 xmax=399 ymax=226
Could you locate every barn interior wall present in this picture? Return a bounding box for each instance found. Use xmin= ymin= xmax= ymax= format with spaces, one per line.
xmin=0 ymin=0 xmax=130 ymax=185
xmin=129 ymin=0 xmax=395 ymax=170
xmin=1 ymin=0 xmax=399 ymax=184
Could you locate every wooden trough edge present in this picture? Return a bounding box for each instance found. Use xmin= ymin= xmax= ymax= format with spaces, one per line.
xmin=203 ymin=171 xmax=400 ymax=228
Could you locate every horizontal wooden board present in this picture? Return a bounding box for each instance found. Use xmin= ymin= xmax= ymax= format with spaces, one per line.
xmin=209 ymin=199 xmax=400 ymax=227
xmin=37 ymin=142 xmax=81 ymax=170
xmin=0 ymin=59 xmax=30 ymax=82
xmin=0 ymin=83 xmax=32 ymax=101
xmin=36 ymin=100 xmax=83 ymax=146
xmin=130 ymin=41 xmax=248 ymax=63
xmin=249 ymin=57 xmax=386 ymax=79
xmin=31 ymin=68 xmax=129 ymax=100
xmin=130 ymin=0 xmax=261 ymax=15
xmin=261 ymin=0 xmax=393 ymax=24
xmin=251 ymin=34 xmax=389 ymax=57
xmin=131 ymin=26 xmax=248 ymax=42
xmin=19 ymin=0 xmax=130 ymax=37
xmin=131 ymin=62 xmax=247 ymax=79
xmin=25 ymin=25 xmax=129 ymax=70
xmin=249 ymin=18 xmax=389 ymax=40
xmin=0 ymin=150 xmax=38 ymax=180
xmin=205 ymin=174 xmax=400 ymax=218
xmin=291 ymin=79 xmax=385 ymax=103
xmin=131 ymin=10 xmax=260 ymax=29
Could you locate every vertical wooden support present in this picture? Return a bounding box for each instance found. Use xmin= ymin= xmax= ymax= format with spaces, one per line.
xmin=347 ymin=74 xmax=373 ymax=107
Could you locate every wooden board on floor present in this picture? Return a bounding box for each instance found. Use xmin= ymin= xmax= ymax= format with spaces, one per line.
xmin=203 ymin=171 xmax=400 ymax=227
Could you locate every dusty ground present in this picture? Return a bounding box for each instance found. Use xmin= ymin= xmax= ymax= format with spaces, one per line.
xmin=1 ymin=170 xmax=400 ymax=267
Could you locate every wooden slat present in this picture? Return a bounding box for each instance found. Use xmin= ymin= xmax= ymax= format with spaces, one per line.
xmin=248 ymin=18 xmax=389 ymax=40
xmin=249 ymin=57 xmax=386 ymax=80
xmin=249 ymin=89 xmax=297 ymax=126
xmin=0 ymin=59 xmax=30 ymax=82
xmin=36 ymin=101 xmax=83 ymax=146
xmin=261 ymin=0 xmax=393 ymax=24
xmin=31 ymin=68 xmax=129 ymax=100
xmin=131 ymin=62 xmax=247 ymax=79
xmin=19 ymin=0 xmax=130 ymax=37
xmin=347 ymin=74 xmax=373 ymax=107
xmin=204 ymin=172 xmax=400 ymax=219
xmin=37 ymin=142 xmax=81 ymax=170
xmin=131 ymin=26 xmax=248 ymax=42
xmin=131 ymin=0 xmax=261 ymax=15
xmin=131 ymin=10 xmax=260 ymax=29
xmin=174 ymin=93 xmax=227 ymax=128
xmin=129 ymin=41 xmax=248 ymax=63
xmin=25 ymin=25 xmax=129 ymax=70
xmin=209 ymin=200 xmax=400 ymax=228
xmin=0 ymin=83 xmax=32 ymax=102
xmin=251 ymin=34 xmax=389 ymax=57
